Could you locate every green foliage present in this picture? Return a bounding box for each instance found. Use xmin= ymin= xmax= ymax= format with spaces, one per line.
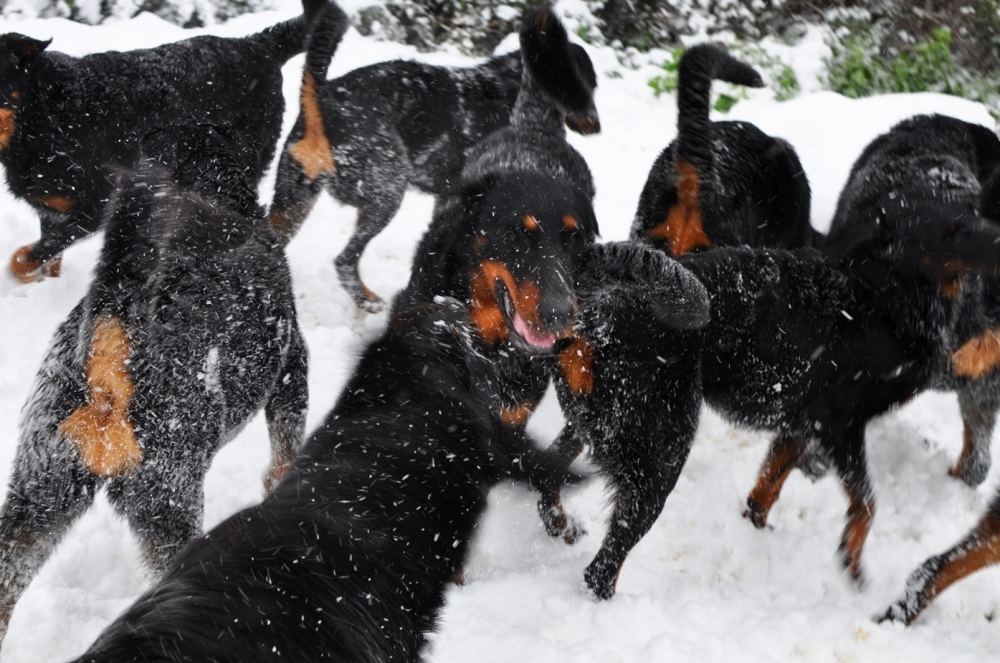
xmin=824 ymin=26 xmax=1000 ymax=117
xmin=647 ymin=44 xmax=800 ymax=113
xmin=647 ymin=46 xmax=684 ymax=97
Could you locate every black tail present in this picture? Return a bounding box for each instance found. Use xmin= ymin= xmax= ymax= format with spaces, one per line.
xmin=247 ymin=0 xmax=331 ymax=65
xmin=304 ymin=0 xmax=349 ymax=82
xmin=675 ymin=44 xmax=764 ymax=173
xmin=519 ymin=7 xmax=599 ymax=134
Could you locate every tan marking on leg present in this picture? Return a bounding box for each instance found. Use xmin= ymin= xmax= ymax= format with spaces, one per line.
xmin=287 ymin=72 xmax=336 ymax=181
xmin=28 ymin=195 xmax=75 ymax=213
xmin=952 ymin=328 xmax=1000 ymax=379
xmin=744 ymin=435 xmax=804 ymax=528
xmin=950 ymin=424 xmax=978 ymax=480
xmin=558 ymin=336 xmax=594 ymax=397
xmin=647 ymin=160 xmax=713 ymax=256
xmin=926 ymin=511 xmax=1000 ymax=605
xmin=498 ymin=402 xmax=534 ymax=426
xmin=60 ymin=315 xmax=142 ymax=477
xmin=842 ymin=489 xmax=874 ymax=585
xmin=0 ymin=108 xmax=15 ymax=150
xmin=263 ymin=449 xmax=292 ymax=495
xmin=10 ymin=244 xmax=61 ymax=283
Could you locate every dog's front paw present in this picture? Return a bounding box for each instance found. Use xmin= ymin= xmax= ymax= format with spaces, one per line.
xmin=538 ymin=500 xmax=585 ymax=543
xmin=10 ymin=245 xmax=61 ymax=283
xmin=584 ymin=556 xmax=619 ymax=600
xmin=742 ymin=497 xmax=770 ymax=529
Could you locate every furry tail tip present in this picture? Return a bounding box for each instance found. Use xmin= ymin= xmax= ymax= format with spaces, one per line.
xmin=304 ymin=0 xmax=349 ymax=81
xmin=680 ymin=43 xmax=765 ymax=89
xmin=520 ymin=7 xmax=600 ymax=134
xmin=301 ymin=0 xmax=330 ymax=23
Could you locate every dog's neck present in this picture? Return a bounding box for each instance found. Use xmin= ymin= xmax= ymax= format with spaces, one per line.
xmin=509 ymin=71 xmax=566 ymax=138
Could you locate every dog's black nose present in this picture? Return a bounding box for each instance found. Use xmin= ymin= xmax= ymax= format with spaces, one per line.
xmin=538 ymin=290 xmax=577 ymax=334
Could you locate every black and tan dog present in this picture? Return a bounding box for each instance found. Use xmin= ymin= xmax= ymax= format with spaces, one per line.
xmin=631 ymin=44 xmax=815 ymax=256
xmin=825 ymin=114 xmax=1000 ymax=488
xmin=395 ymin=7 xmax=599 ymax=443
xmin=67 ymin=299 xmax=575 ymax=662
xmin=537 ymin=241 xmax=710 ymax=599
xmin=680 ymin=187 xmax=1000 ymax=585
xmin=0 ymin=0 xmax=324 ymax=283
xmin=0 ymin=130 xmax=308 ymax=647
xmin=268 ymin=0 xmax=597 ymax=310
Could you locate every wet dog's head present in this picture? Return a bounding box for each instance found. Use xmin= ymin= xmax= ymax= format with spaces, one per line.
xmin=462 ymin=173 xmax=598 ymax=354
xmin=0 ymin=33 xmax=50 ymax=150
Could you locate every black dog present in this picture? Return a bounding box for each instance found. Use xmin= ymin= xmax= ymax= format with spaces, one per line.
xmin=678 ymin=188 xmax=1000 ymax=586
xmin=0 ymin=133 xmax=308 ymax=648
xmin=824 ymin=114 xmax=1000 ymax=488
xmin=68 ymin=299 xmax=575 ymax=662
xmin=879 ymin=486 xmax=1000 ymax=625
xmin=631 ymin=44 xmax=815 ymax=256
xmin=537 ymin=241 xmax=709 ymax=599
xmin=396 ymin=8 xmax=599 ymax=443
xmin=268 ymin=0 xmax=597 ymax=310
xmin=1 ymin=0 xmax=323 ymax=283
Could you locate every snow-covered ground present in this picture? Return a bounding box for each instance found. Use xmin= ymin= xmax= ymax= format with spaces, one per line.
xmin=0 ymin=4 xmax=998 ymax=661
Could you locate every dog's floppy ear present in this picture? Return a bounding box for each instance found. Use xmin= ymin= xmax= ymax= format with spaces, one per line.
xmin=3 ymin=34 xmax=51 ymax=65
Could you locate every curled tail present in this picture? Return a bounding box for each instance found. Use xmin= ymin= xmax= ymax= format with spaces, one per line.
xmin=246 ymin=0 xmax=332 ymax=65
xmin=305 ymin=0 xmax=349 ymax=82
xmin=518 ymin=7 xmax=600 ymax=134
xmin=675 ymin=44 xmax=763 ymax=173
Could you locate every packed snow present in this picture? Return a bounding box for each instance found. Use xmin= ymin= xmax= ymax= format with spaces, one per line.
xmin=0 ymin=3 xmax=998 ymax=661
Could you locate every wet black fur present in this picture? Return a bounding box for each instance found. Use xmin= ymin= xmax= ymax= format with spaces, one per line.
xmin=269 ymin=0 xmax=598 ymax=309
xmin=680 ymin=187 xmax=1000 ymax=583
xmin=0 ymin=0 xmax=324 ymax=272
xmin=70 ymin=300 xmax=576 ymax=662
xmin=0 ymin=132 xmax=308 ymax=646
xmin=396 ymin=9 xmax=600 ymax=432
xmin=540 ymin=241 xmax=709 ymax=599
xmin=822 ymin=114 xmax=1000 ymax=488
xmin=631 ymin=44 xmax=816 ymax=254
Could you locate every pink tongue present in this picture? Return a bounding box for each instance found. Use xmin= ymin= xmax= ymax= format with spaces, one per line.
xmin=512 ymin=310 xmax=556 ymax=349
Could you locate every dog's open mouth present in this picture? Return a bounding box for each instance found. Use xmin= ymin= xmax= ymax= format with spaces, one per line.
xmin=496 ymin=281 xmax=558 ymax=352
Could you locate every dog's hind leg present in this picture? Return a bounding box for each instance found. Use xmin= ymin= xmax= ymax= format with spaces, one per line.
xmin=743 ymin=433 xmax=811 ymax=528
xmin=951 ymin=382 xmax=999 ymax=487
xmin=537 ymin=423 xmax=586 ymax=544
xmin=335 ymin=194 xmax=405 ymax=312
xmin=879 ymin=489 xmax=1000 ymax=625
xmin=268 ymin=150 xmax=324 ymax=246
xmin=106 ymin=446 xmax=212 ymax=577
xmin=583 ymin=451 xmax=679 ymax=600
xmin=0 ymin=436 xmax=99 ymax=645
xmin=263 ymin=326 xmax=309 ymax=494
xmin=827 ymin=424 xmax=875 ymax=588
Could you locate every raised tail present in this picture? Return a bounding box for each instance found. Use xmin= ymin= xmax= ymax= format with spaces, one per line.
xmin=245 ymin=0 xmax=333 ymax=65
xmin=305 ymin=0 xmax=349 ymax=82
xmin=518 ymin=7 xmax=600 ymax=134
xmin=675 ymin=44 xmax=764 ymax=172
